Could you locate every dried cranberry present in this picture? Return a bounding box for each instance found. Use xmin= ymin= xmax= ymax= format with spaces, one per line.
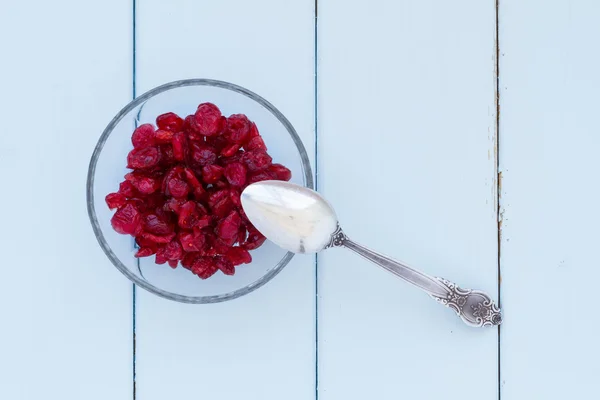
xmin=208 ymin=189 xmax=230 ymax=208
xmin=224 ymin=162 xmax=247 ymax=187
xmin=111 ymin=203 xmax=141 ymax=235
xmin=194 ymin=103 xmax=224 ymax=136
xmin=178 ymin=201 xmax=199 ymax=229
xmin=155 ymin=248 xmax=168 ymax=265
xmin=225 ymin=114 xmax=251 ymax=144
xmin=190 ymin=142 xmax=217 ymax=166
xmin=155 ymin=129 xmax=175 ymax=144
xmin=244 ymin=135 xmax=267 ymax=152
xmin=206 ymin=135 xmax=229 ymax=152
xmin=183 ymin=168 xmax=205 ymax=198
xmin=163 ymin=239 xmax=183 ymax=261
xmin=243 ymin=227 xmax=267 ymax=250
xmin=118 ymin=181 xmax=137 ymax=197
xmin=156 ymin=112 xmax=184 ymax=132
xmin=201 ymin=165 xmax=224 ymax=184
xmin=221 ymin=143 xmax=241 ymax=157
xmin=172 ymin=132 xmax=187 ymax=161
xmin=248 ymin=170 xmax=273 ymax=184
xmin=229 ymin=189 xmax=242 ymax=208
xmin=237 ymin=226 xmax=247 ymax=244
xmin=132 ymin=124 xmax=155 ymax=148
xmin=179 ymin=231 xmax=206 ymax=252
xmin=225 ymin=247 xmax=252 ymax=266
xmin=216 ymin=210 xmax=242 ymax=240
xmin=191 ymin=257 xmax=218 ymax=279
xmin=241 ymin=150 xmax=272 ymax=171
xmin=140 ymin=231 xmax=176 ymax=244
xmin=215 ymin=256 xmax=235 ymax=275
xmin=135 ymin=247 xmax=156 ymax=258
xmin=168 ymin=260 xmax=178 ymax=268
xmin=268 ymin=164 xmax=292 ymax=181
xmin=127 ymin=146 xmax=160 ymax=169
xmin=158 ymin=144 xmax=175 ymax=166
xmin=167 ymin=178 xmax=189 ymax=198
xmin=212 ymin=197 xmax=234 ymax=218
xmin=143 ymin=213 xmax=173 ymax=236
xmin=126 ymin=173 xmax=160 ymax=195
xmin=105 ymin=193 xmax=127 ymax=209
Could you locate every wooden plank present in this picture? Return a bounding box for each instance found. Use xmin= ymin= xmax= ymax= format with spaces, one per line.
xmin=0 ymin=1 xmax=133 ymax=399
xmin=134 ymin=1 xmax=316 ymax=399
xmin=499 ymin=1 xmax=600 ymax=398
xmin=317 ymin=1 xmax=499 ymax=399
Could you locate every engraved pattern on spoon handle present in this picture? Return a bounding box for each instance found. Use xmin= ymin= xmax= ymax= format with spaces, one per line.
xmin=326 ymin=225 xmax=502 ymax=327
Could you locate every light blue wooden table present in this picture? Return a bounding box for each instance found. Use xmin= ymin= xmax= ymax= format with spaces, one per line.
xmin=1 ymin=1 xmax=598 ymax=399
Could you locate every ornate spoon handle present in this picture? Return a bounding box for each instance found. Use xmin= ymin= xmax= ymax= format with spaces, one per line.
xmin=326 ymin=226 xmax=502 ymax=327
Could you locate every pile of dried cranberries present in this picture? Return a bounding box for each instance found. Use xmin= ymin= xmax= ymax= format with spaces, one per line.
xmin=105 ymin=103 xmax=292 ymax=279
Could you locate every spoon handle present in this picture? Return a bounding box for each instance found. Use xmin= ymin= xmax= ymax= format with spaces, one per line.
xmin=326 ymin=226 xmax=502 ymax=328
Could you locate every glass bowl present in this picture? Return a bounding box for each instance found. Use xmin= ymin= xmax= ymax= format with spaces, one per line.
xmin=87 ymin=79 xmax=313 ymax=303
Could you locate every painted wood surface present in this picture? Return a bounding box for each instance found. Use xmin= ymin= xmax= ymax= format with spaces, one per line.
xmin=0 ymin=1 xmax=133 ymax=399
xmin=499 ymin=1 xmax=600 ymax=398
xmin=317 ymin=1 xmax=499 ymax=399
xmin=133 ymin=1 xmax=316 ymax=399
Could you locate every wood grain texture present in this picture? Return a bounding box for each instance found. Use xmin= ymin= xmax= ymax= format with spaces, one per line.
xmin=317 ymin=1 xmax=499 ymax=399
xmin=134 ymin=1 xmax=316 ymax=399
xmin=499 ymin=1 xmax=600 ymax=398
xmin=0 ymin=1 xmax=133 ymax=399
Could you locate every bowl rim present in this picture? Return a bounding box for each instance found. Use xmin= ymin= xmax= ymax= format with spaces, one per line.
xmin=87 ymin=78 xmax=314 ymax=303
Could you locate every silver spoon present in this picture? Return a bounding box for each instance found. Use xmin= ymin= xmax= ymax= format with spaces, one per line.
xmin=241 ymin=180 xmax=502 ymax=328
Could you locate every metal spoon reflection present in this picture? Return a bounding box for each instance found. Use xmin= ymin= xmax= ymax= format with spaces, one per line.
xmin=241 ymin=180 xmax=502 ymax=328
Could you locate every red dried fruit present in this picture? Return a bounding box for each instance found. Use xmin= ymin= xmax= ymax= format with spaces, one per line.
xmin=183 ymin=168 xmax=205 ymax=198
xmin=179 ymin=231 xmax=206 ymax=252
xmin=201 ymin=164 xmax=224 ymax=184
xmin=140 ymin=231 xmax=176 ymax=244
xmin=220 ymin=143 xmax=241 ymax=157
xmin=268 ymin=164 xmax=292 ymax=181
xmin=167 ymin=178 xmax=189 ymax=198
xmin=244 ymin=135 xmax=267 ymax=152
xmin=225 ymin=114 xmax=251 ymax=144
xmin=194 ymin=103 xmax=224 ymax=136
xmin=155 ymin=129 xmax=175 ymax=144
xmin=108 ymin=107 xmax=290 ymax=279
xmin=212 ymin=197 xmax=234 ymax=218
xmin=191 ymin=257 xmax=218 ymax=279
xmin=158 ymin=144 xmax=175 ymax=166
xmin=207 ymin=189 xmax=230 ymax=208
xmin=216 ymin=210 xmax=242 ymax=240
xmin=163 ymin=239 xmax=183 ymax=261
xmin=224 ymin=162 xmax=247 ymax=187
xmin=135 ymin=247 xmax=156 ymax=258
xmin=248 ymin=170 xmax=273 ymax=185
xmin=127 ymin=146 xmax=160 ymax=169
xmin=190 ymin=142 xmax=217 ymax=166
xmin=105 ymin=193 xmax=127 ymax=209
xmin=241 ymin=150 xmax=272 ymax=171
xmin=163 ymin=197 xmax=187 ymax=214
xmin=215 ymin=256 xmax=235 ymax=275
xmin=225 ymin=247 xmax=252 ymax=266
xmin=143 ymin=213 xmax=173 ymax=236
xmin=132 ymin=124 xmax=155 ymax=148
xmin=156 ymin=112 xmax=184 ymax=132
xmin=172 ymin=132 xmax=186 ymax=161
xmin=237 ymin=226 xmax=247 ymax=244
xmin=178 ymin=201 xmax=199 ymax=229
xmin=126 ymin=173 xmax=161 ymax=195
xmin=206 ymin=135 xmax=229 ymax=152
xmin=243 ymin=227 xmax=267 ymax=250
xmin=230 ymin=189 xmax=242 ymax=208
xmin=155 ymin=248 xmax=168 ymax=265
xmin=118 ymin=181 xmax=137 ymax=197
xmin=111 ymin=203 xmax=141 ymax=235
